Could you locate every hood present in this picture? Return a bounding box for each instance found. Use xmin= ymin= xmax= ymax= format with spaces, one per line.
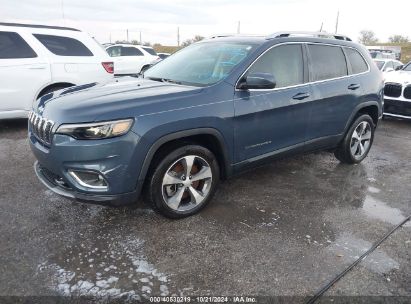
xmin=384 ymin=70 xmax=411 ymax=85
xmin=36 ymin=77 xmax=203 ymax=124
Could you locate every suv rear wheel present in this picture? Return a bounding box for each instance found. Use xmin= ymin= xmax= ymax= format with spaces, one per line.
xmin=334 ymin=114 xmax=375 ymax=164
xmin=146 ymin=145 xmax=220 ymax=218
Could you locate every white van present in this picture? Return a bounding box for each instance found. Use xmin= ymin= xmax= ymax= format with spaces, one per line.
xmin=0 ymin=23 xmax=114 ymax=119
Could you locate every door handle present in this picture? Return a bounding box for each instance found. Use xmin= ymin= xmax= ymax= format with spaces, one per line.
xmin=348 ymin=84 xmax=361 ymax=90
xmin=292 ymin=92 xmax=310 ymax=100
xmin=28 ymin=65 xmax=47 ymax=70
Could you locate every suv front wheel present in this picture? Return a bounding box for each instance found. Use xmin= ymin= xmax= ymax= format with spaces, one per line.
xmin=334 ymin=114 xmax=375 ymax=164
xmin=146 ymin=145 xmax=220 ymax=218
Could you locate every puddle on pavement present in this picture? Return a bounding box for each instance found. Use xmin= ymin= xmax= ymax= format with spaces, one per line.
xmin=363 ymin=195 xmax=410 ymax=227
xmin=328 ymin=233 xmax=400 ymax=274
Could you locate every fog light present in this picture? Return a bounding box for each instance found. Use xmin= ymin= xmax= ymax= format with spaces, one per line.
xmin=68 ymin=170 xmax=108 ymax=190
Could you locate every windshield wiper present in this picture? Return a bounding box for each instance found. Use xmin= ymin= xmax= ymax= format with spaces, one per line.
xmin=146 ymin=76 xmax=182 ymax=85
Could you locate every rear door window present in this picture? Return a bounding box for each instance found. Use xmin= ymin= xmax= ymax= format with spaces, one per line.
xmin=248 ymin=44 xmax=304 ymax=88
xmin=308 ymin=44 xmax=348 ymax=81
xmin=121 ymin=46 xmax=143 ymax=56
xmin=344 ymin=48 xmax=369 ymax=74
xmin=0 ymin=31 xmax=37 ymax=59
xmin=33 ymin=34 xmax=93 ymax=56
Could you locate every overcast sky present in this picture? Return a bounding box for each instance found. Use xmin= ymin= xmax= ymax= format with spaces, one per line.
xmin=1 ymin=0 xmax=410 ymax=45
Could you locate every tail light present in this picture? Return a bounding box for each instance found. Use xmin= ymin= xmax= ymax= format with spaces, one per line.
xmin=102 ymin=62 xmax=114 ymax=74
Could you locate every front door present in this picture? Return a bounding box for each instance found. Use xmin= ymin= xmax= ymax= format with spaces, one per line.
xmin=234 ymin=43 xmax=312 ymax=163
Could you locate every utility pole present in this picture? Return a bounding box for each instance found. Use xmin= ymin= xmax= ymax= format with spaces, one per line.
xmin=319 ymin=22 xmax=323 ymax=32
xmin=237 ymin=21 xmax=240 ymax=34
xmin=177 ymin=27 xmax=180 ymax=46
xmin=61 ymin=0 xmax=66 ymax=26
xmin=335 ymin=10 xmax=339 ymax=34
xmin=140 ymin=30 xmax=142 ymax=45
xmin=109 ymin=32 xmax=112 ymax=43
xmin=126 ymin=29 xmax=129 ymax=42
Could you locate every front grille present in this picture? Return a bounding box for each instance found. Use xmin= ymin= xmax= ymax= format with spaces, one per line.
xmin=404 ymin=86 xmax=411 ymax=100
xmin=384 ymin=83 xmax=402 ymax=98
xmin=28 ymin=111 xmax=55 ymax=145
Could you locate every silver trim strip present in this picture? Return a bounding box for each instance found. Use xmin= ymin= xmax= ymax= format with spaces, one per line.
xmin=235 ymin=42 xmax=371 ymax=92
xmin=68 ymin=170 xmax=108 ymax=190
xmin=384 ymin=113 xmax=411 ymax=119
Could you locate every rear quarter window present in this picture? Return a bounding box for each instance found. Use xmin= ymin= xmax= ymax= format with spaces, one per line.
xmin=33 ymin=34 xmax=93 ymax=56
xmin=345 ymin=48 xmax=369 ymax=74
xmin=0 ymin=31 xmax=37 ymax=59
xmin=308 ymin=44 xmax=348 ymax=81
xmin=142 ymin=47 xmax=157 ymax=56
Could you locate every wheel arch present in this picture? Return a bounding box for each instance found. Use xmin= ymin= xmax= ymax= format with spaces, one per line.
xmin=36 ymin=82 xmax=75 ymax=99
xmin=345 ymin=101 xmax=381 ymax=132
xmin=138 ymin=128 xmax=232 ymax=183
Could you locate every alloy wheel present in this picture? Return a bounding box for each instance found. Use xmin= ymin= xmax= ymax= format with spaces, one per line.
xmin=350 ymin=121 xmax=372 ymax=159
xmin=161 ymin=155 xmax=213 ymax=212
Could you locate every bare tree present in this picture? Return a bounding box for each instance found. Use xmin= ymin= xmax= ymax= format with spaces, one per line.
xmin=388 ymin=35 xmax=409 ymax=44
xmin=358 ymin=30 xmax=379 ymax=45
xmin=181 ymin=35 xmax=205 ymax=47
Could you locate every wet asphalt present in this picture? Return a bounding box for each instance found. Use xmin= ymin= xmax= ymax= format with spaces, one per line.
xmin=0 ymin=118 xmax=410 ymax=302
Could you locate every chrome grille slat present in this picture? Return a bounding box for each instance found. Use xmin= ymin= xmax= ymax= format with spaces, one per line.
xmin=404 ymin=86 xmax=411 ymax=100
xmin=28 ymin=111 xmax=54 ymax=146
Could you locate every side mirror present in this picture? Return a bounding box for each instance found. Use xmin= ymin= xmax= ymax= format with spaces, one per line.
xmin=238 ymin=72 xmax=276 ymax=90
xmin=385 ymin=68 xmax=394 ymax=73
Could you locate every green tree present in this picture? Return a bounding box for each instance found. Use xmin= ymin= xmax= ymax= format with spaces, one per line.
xmin=358 ymin=30 xmax=379 ymax=45
xmin=388 ymin=35 xmax=409 ymax=44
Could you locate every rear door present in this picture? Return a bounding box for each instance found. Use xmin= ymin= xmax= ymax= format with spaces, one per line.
xmin=0 ymin=30 xmax=50 ymax=116
xmin=305 ymin=44 xmax=362 ymax=148
xmin=234 ymin=43 xmax=312 ymax=163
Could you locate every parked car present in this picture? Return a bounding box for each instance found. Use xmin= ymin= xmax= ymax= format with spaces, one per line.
xmin=29 ymin=32 xmax=383 ymax=218
xmin=0 ymin=22 xmax=114 ymax=120
xmin=105 ymin=44 xmax=160 ymax=76
xmin=374 ymin=59 xmax=403 ymax=74
xmin=158 ymin=52 xmax=170 ymax=59
xmin=370 ymin=50 xmax=396 ymax=60
xmin=383 ymin=61 xmax=411 ymax=119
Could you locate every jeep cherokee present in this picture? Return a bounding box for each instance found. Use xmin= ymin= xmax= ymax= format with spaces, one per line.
xmin=29 ymin=32 xmax=384 ymax=218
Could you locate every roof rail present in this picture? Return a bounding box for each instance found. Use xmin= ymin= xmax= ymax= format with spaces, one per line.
xmin=267 ymin=31 xmax=352 ymax=41
xmin=0 ymin=22 xmax=80 ymax=32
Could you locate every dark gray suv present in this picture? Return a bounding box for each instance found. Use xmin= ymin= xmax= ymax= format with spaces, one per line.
xmin=29 ymin=32 xmax=384 ymax=218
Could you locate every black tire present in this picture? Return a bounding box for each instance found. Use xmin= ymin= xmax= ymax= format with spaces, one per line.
xmin=334 ymin=114 xmax=375 ymax=164
xmin=146 ymin=145 xmax=220 ymax=219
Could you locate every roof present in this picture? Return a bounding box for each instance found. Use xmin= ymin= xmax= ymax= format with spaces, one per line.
xmin=106 ymin=43 xmax=154 ymax=49
xmin=0 ymin=22 xmax=80 ymax=32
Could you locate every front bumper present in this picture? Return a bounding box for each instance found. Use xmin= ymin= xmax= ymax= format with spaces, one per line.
xmin=384 ymin=98 xmax=411 ymax=119
xmin=34 ymin=161 xmax=140 ymax=206
xmin=30 ymin=130 xmax=144 ymax=206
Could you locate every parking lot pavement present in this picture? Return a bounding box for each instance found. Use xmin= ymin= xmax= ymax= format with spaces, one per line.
xmin=0 ymin=118 xmax=410 ymax=301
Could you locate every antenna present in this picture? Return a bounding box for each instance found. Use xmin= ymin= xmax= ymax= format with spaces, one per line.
xmin=319 ymin=22 xmax=323 ymax=32
xmin=177 ymin=27 xmax=180 ymax=46
xmin=237 ymin=21 xmax=241 ymax=34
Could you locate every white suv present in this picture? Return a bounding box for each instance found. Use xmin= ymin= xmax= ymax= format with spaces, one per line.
xmin=0 ymin=23 xmax=114 ymax=120
xmin=106 ymin=44 xmax=160 ymax=76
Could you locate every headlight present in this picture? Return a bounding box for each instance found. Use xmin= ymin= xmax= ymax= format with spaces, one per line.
xmin=56 ymin=119 xmax=133 ymax=139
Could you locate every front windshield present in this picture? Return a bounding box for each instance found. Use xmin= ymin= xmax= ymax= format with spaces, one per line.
xmin=144 ymin=42 xmax=257 ymax=86
xmin=374 ymin=60 xmax=385 ymax=70
xmin=403 ymin=62 xmax=411 ymax=71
